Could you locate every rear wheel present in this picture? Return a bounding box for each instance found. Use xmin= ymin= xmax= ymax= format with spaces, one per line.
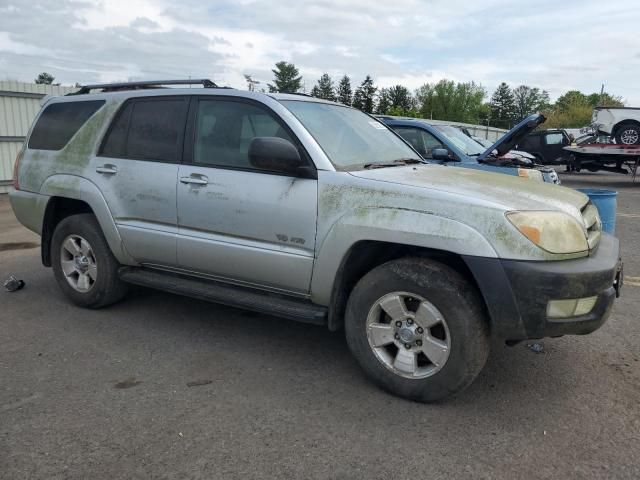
xmin=51 ymin=214 xmax=128 ymax=308
xmin=615 ymin=123 xmax=640 ymax=145
xmin=344 ymin=257 xmax=490 ymax=403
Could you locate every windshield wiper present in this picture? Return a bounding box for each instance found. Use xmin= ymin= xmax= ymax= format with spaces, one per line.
xmin=362 ymin=158 xmax=424 ymax=169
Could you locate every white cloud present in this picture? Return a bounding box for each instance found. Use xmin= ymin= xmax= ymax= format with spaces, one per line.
xmin=0 ymin=0 xmax=639 ymax=103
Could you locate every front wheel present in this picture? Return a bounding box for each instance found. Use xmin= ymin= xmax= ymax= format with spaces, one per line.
xmin=615 ymin=123 xmax=640 ymax=145
xmin=345 ymin=257 xmax=490 ymax=402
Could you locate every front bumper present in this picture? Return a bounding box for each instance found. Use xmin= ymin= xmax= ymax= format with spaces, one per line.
xmin=463 ymin=234 xmax=622 ymax=341
xmin=539 ymin=167 xmax=561 ymax=184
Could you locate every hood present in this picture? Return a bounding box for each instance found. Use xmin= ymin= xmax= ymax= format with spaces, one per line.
xmin=350 ymin=163 xmax=587 ymax=217
xmin=476 ymin=114 xmax=546 ymax=162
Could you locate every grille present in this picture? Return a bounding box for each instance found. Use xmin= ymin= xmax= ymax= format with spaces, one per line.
xmin=581 ymin=202 xmax=601 ymax=250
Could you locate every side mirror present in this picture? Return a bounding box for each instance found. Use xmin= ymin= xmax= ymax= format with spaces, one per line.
xmin=432 ymin=148 xmax=452 ymax=161
xmin=248 ymin=137 xmax=312 ymax=177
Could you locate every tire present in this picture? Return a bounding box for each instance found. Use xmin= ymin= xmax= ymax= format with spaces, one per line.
xmin=614 ymin=123 xmax=640 ymax=145
xmin=51 ymin=213 xmax=128 ymax=308
xmin=344 ymin=257 xmax=489 ymax=403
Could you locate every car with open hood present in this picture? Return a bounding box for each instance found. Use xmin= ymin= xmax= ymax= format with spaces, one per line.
xmin=378 ymin=114 xmax=560 ymax=184
xmin=10 ymin=80 xmax=622 ymax=403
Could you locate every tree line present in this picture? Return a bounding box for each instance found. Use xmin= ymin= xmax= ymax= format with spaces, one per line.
xmin=266 ymin=61 xmax=624 ymax=130
xmin=33 ymin=65 xmax=625 ymax=130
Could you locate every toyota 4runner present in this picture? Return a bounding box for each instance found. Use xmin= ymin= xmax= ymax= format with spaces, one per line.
xmin=10 ymin=80 xmax=623 ymax=402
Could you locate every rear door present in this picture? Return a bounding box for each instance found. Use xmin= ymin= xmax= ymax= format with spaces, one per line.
xmin=176 ymin=97 xmax=317 ymax=294
xmin=90 ymin=96 xmax=188 ymax=266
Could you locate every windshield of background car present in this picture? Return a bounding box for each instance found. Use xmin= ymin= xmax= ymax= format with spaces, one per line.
xmin=281 ymin=100 xmax=421 ymax=169
xmin=434 ymin=125 xmax=486 ymax=156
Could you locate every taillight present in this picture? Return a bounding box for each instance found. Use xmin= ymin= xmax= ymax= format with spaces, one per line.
xmin=12 ymin=149 xmax=23 ymax=190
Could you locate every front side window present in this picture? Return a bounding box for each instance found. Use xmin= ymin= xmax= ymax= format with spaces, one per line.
xmin=545 ymin=133 xmax=564 ymax=145
xmin=28 ymin=100 xmax=105 ymax=151
xmin=193 ymin=99 xmax=294 ymax=169
xmin=433 ymin=125 xmax=485 ymax=156
xmin=394 ymin=127 xmax=445 ymax=158
xmin=280 ymin=101 xmax=421 ymax=170
xmin=100 ymin=97 xmax=188 ymax=162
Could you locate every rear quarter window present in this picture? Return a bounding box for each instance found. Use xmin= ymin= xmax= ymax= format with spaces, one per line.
xmin=28 ymin=100 xmax=105 ymax=150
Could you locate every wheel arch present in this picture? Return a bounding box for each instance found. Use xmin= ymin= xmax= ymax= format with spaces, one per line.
xmin=39 ymin=174 xmax=137 ymax=266
xmin=326 ymin=240 xmax=489 ymax=332
xmin=613 ymin=119 xmax=640 ymax=137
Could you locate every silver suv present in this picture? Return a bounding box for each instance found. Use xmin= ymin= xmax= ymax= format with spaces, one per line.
xmin=10 ymin=80 xmax=623 ymax=402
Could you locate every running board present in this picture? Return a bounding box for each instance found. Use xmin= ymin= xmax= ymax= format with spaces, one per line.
xmin=118 ymin=267 xmax=327 ymax=325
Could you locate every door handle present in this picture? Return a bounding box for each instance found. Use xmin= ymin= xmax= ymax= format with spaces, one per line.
xmin=180 ymin=175 xmax=208 ymax=186
xmin=96 ymin=164 xmax=118 ymax=174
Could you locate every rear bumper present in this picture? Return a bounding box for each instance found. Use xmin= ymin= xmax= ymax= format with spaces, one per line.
xmin=464 ymin=234 xmax=622 ymax=341
xmin=9 ymin=189 xmax=49 ymax=235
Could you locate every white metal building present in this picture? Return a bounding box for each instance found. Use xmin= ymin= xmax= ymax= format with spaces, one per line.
xmin=0 ymin=81 xmax=77 ymax=193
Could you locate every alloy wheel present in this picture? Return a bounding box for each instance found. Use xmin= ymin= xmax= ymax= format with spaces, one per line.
xmin=366 ymin=291 xmax=451 ymax=379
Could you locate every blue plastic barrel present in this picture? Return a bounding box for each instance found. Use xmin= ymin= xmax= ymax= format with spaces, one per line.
xmin=577 ymin=188 xmax=617 ymax=234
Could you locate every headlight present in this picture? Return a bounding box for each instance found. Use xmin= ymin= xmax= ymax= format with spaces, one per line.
xmin=517 ymin=168 xmax=543 ymax=182
xmin=506 ymin=211 xmax=588 ymax=254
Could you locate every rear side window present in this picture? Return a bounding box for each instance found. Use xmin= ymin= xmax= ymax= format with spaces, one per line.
xmin=100 ymin=103 xmax=132 ymax=158
xmin=100 ymin=97 xmax=189 ymax=162
xmin=520 ymin=135 xmax=541 ymax=149
xmin=28 ymin=100 xmax=105 ymax=150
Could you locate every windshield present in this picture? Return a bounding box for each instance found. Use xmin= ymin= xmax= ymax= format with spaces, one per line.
xmin=281 ymin=100 xmax=421 ymax=169
xmin=434 ymin=125 xmax=486 ymax=156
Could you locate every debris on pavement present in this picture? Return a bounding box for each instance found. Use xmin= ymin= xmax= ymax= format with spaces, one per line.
xmin=526 ymin=342 xmax=545 ymax=354
xmin=3 ymin=275 xmax=25 ymax=292
xmin=186 ymin=379 xmax=213 ymax=387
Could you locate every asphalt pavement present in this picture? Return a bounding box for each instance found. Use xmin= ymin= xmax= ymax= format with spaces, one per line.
xmin=1 ymin=172 xmax=639 ymax=479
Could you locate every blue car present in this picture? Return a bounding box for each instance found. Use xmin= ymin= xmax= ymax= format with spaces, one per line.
xmin=377 ymin=114 xmax=560 ymax=184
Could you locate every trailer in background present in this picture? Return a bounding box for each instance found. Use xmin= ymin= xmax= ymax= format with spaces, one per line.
xmin=564 ymin=144 xmax=640 ymax=180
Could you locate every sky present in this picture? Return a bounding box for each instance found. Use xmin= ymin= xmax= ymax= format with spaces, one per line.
xmin=1 ymin=0 xmax=639 ymax=104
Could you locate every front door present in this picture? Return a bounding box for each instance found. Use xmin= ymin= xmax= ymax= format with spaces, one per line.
xmin=543 ymin=131 xmax=570 ymax=164
xmin=393 ymin=126 xmax=448 ymax=162
xmin=90 ymin=96 xmax=189 ymax=266
xmin=176 ymin=97 xmax=317 ymax=295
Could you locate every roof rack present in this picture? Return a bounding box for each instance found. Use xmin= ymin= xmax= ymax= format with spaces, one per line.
xmin=69 ymin=79 xmax=221 ymax=95
xmin=274 ymin=92 xmax=313 ymax=98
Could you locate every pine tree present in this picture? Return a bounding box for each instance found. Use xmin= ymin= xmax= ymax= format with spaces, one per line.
xmin=336 ymin=75 xmax=353 ymax=105
xmin=312 ymin=73 xmax=336 ymax=101
xmin=352 ymin=75 xmax=377 ymax=113
xmin=35 ymin=72 xmax=55 ymax=85
xmin=512 ymin=85 xmax=550 ymax=122
xmin=267 ymin=61 xmax=303 ymax=93
xmin=387 ymin=85 xmax=414 ymax=112
xmin=376 ymin=88 xmax=391 ymax=114
xmin=489 ymin=82 xmax=516 ymax=129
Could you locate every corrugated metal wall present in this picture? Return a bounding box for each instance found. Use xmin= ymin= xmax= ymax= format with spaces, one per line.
xmin=0 ymin=81 xmax=77 ymax=193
